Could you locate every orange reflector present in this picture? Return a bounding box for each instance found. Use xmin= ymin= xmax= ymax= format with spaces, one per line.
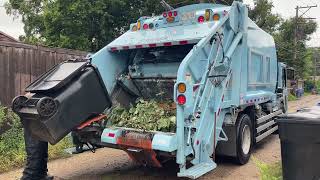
xmin=167 ymin=16 xmax=175 ymax=23
xmin=137 ymin=20 xmax=141 ymax=30
xmin=213 ymin=13 xmax=220 ymax=21
xmin=205 ymin=9 xmax=211 ymax=21
xmin=178 ymin=83 xmax=186 ymax=93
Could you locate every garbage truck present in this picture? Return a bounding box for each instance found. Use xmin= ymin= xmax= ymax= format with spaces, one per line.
xmin=12 ymin=1 xmax=291 ymax=179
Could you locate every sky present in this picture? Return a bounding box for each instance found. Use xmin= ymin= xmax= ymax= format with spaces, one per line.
xmin=0 ymin=0 xmax=320 ymax=47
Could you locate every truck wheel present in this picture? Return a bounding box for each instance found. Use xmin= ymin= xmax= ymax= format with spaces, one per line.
xmin=236 ymin=114 xmax=253 ymax=165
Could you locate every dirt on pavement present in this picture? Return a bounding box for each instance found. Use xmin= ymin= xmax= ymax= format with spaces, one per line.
xmin=1 ymin=95 xmax=319 ymax=180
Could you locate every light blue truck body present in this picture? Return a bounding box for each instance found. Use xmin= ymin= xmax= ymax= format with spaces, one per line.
xmin=92 ymin=2 xmax=287 ymax=179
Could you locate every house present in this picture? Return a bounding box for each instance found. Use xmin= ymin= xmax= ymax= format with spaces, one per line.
xmin=0 ymin=31 xmax=19 ymax=42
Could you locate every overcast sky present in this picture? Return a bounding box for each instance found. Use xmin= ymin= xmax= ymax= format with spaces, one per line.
xmin=0 ymin=0 xmax=320 ymax=46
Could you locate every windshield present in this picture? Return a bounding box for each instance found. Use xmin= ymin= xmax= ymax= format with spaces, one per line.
xmin=133 ymin=44 xmax=194 ymax=64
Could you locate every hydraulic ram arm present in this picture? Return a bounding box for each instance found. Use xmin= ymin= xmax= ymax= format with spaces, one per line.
xmin=175 ymin=2 xmax=247 ymax=178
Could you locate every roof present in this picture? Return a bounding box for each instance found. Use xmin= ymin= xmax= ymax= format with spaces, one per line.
xmin=0 ymin=31 xmax=19 ymax=42
xmin=107 ymin=4 xmax=230 ymax=51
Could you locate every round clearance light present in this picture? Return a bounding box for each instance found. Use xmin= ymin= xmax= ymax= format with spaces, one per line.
xmin=174 ymin=11 xmax=178 ymax=16
xmin=149 ymin=23 xmax=154 ymax=29
xmin=168 ymin=11 xmax=173 ymax=17
xmin=178 ymin=83 xmax=186 ymax=93
xmin=132 ymin=25 xmax=137 ymax=31
xmin=143 ymin=24 xmax=149 ymax=30
xmin=163 ymin=12 xmax=167 ymax=18
xmin=177 ymin=95 xmax=186 ymax=105
xmin=198 ymin=16 xmax=205 ymax=23
xmin=213 ymin=13 xmax=220 ymax=21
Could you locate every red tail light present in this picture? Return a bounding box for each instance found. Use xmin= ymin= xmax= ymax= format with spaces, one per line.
xmin=174 ymin=11 xmax=178 ymax=16
xmin=108 ymin=133 xmax=115 ymax=137
xmin=168 ymin=11 xmax=173 ymax=17
xmin=164 ymin=42 xmax=172 ymax=46
xmin=177 ymin=95 xmax=186 ymax=105
xmin=198 ymin=16 xmax=205 ymax=23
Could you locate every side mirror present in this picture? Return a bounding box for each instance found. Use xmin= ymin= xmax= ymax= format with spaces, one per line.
xmin=287 ymin=69 xmax=295 ymax=81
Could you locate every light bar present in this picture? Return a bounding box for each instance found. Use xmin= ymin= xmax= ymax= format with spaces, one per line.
xmin=108 ymin=39 xmax=198 ymax=51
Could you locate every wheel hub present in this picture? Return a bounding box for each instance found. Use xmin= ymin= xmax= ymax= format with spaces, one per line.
xmin=241 ymin=125 xmax=251 ymax=155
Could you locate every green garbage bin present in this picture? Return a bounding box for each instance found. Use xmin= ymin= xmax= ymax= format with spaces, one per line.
xmin=277 ymin=106 xmax=320 ymax=180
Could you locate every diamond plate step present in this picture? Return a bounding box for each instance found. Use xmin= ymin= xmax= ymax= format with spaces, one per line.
xmin=177 ymin=162 xmax=217 ymax=179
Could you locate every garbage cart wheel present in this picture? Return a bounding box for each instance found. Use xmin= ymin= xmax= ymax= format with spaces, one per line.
xmin=36 ymin=97 xmax=58 ymax=117
xmin=236 ymin=114 xmax=252 ymax=165
xmin=12 ymin=95 xmax=28 ymax=113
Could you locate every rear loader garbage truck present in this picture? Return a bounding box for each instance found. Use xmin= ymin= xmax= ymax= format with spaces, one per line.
xmin=12 ymin=1 xmax=290 ymax=179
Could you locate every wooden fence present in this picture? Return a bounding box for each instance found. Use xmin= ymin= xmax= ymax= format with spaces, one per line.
xmin=0 ymin=41 xmax=87 ymax=106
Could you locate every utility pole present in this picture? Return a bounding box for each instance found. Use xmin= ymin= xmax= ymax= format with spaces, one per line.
xmin=294 ymin=5 xmax=317 ymax=65
xmin=314 ymin=50 xmax=317 ymax=89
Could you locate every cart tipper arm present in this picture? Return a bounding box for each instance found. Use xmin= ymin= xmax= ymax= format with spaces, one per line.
xmin=175 ymin=2 xmax=247 ymax=178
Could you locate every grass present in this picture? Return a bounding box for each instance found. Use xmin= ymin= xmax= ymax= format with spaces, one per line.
xmin=0 ymin=106 xmax=73 ymax=173
xmin=254 ymin=158 xmax=282 ymax=180
xmin=304 ymin=92 xmax=312 ymax=96
xmin=288 ymin=93 xmax=297 ymax=101
xmin=48 ymin=137 xmax=73 ymax=160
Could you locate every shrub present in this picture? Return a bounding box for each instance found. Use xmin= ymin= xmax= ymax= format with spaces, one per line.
xmin=304 ymin=79 xmax=314 ymax=92
xmin=108 ymin=99 xmax=176 ymax=132
xmin=288 ymin=93 xmax=297 ymax=101
xmin=316 ymin=80 xmax=320 ymax=93
xmin=0 ymin=109 xmax=25 ymax=172
xmin=0 ymin=106 xmax=73 ymax=173
xmin=0 ymin=107 xmax=20 ymax=135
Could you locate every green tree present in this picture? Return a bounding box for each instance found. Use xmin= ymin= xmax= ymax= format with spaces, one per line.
xmin=5 ymin=0 xmax=236 ymax=51
xmin=6 ymin=0 xmax=316 ymax=79
xmin=248 ymin=0 xmax=282 ymax=34
xmin=274 ymin=18 xmax=317 ymax=78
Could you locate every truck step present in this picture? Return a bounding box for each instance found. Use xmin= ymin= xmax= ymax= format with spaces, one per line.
xmin=256 ymin=110 xmax=282 ymax=124
xmin=177 ymin=162 xmax=217 ymax=179
xmin=256 ymin=126 xmax=278 ymax=143
xmin=256 ymin=120 xmax=276 ymax=133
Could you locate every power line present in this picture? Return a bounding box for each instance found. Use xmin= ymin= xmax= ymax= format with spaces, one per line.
xmin=294 ymin=4 xmax=317 ymax=64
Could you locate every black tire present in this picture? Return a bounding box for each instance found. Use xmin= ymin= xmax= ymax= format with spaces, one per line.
xmin=235 ymin=114 xmax=253 ymax=165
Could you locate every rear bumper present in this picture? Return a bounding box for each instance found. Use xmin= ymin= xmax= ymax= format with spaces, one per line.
xmin=101 ymin=127 xmax=177 ymax=152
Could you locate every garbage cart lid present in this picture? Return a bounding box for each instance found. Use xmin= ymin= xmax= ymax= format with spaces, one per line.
xmin=277 ymin=106 xmax=320 ymax=125
xmin=26 ymin=60 xmax=88 ymax=93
